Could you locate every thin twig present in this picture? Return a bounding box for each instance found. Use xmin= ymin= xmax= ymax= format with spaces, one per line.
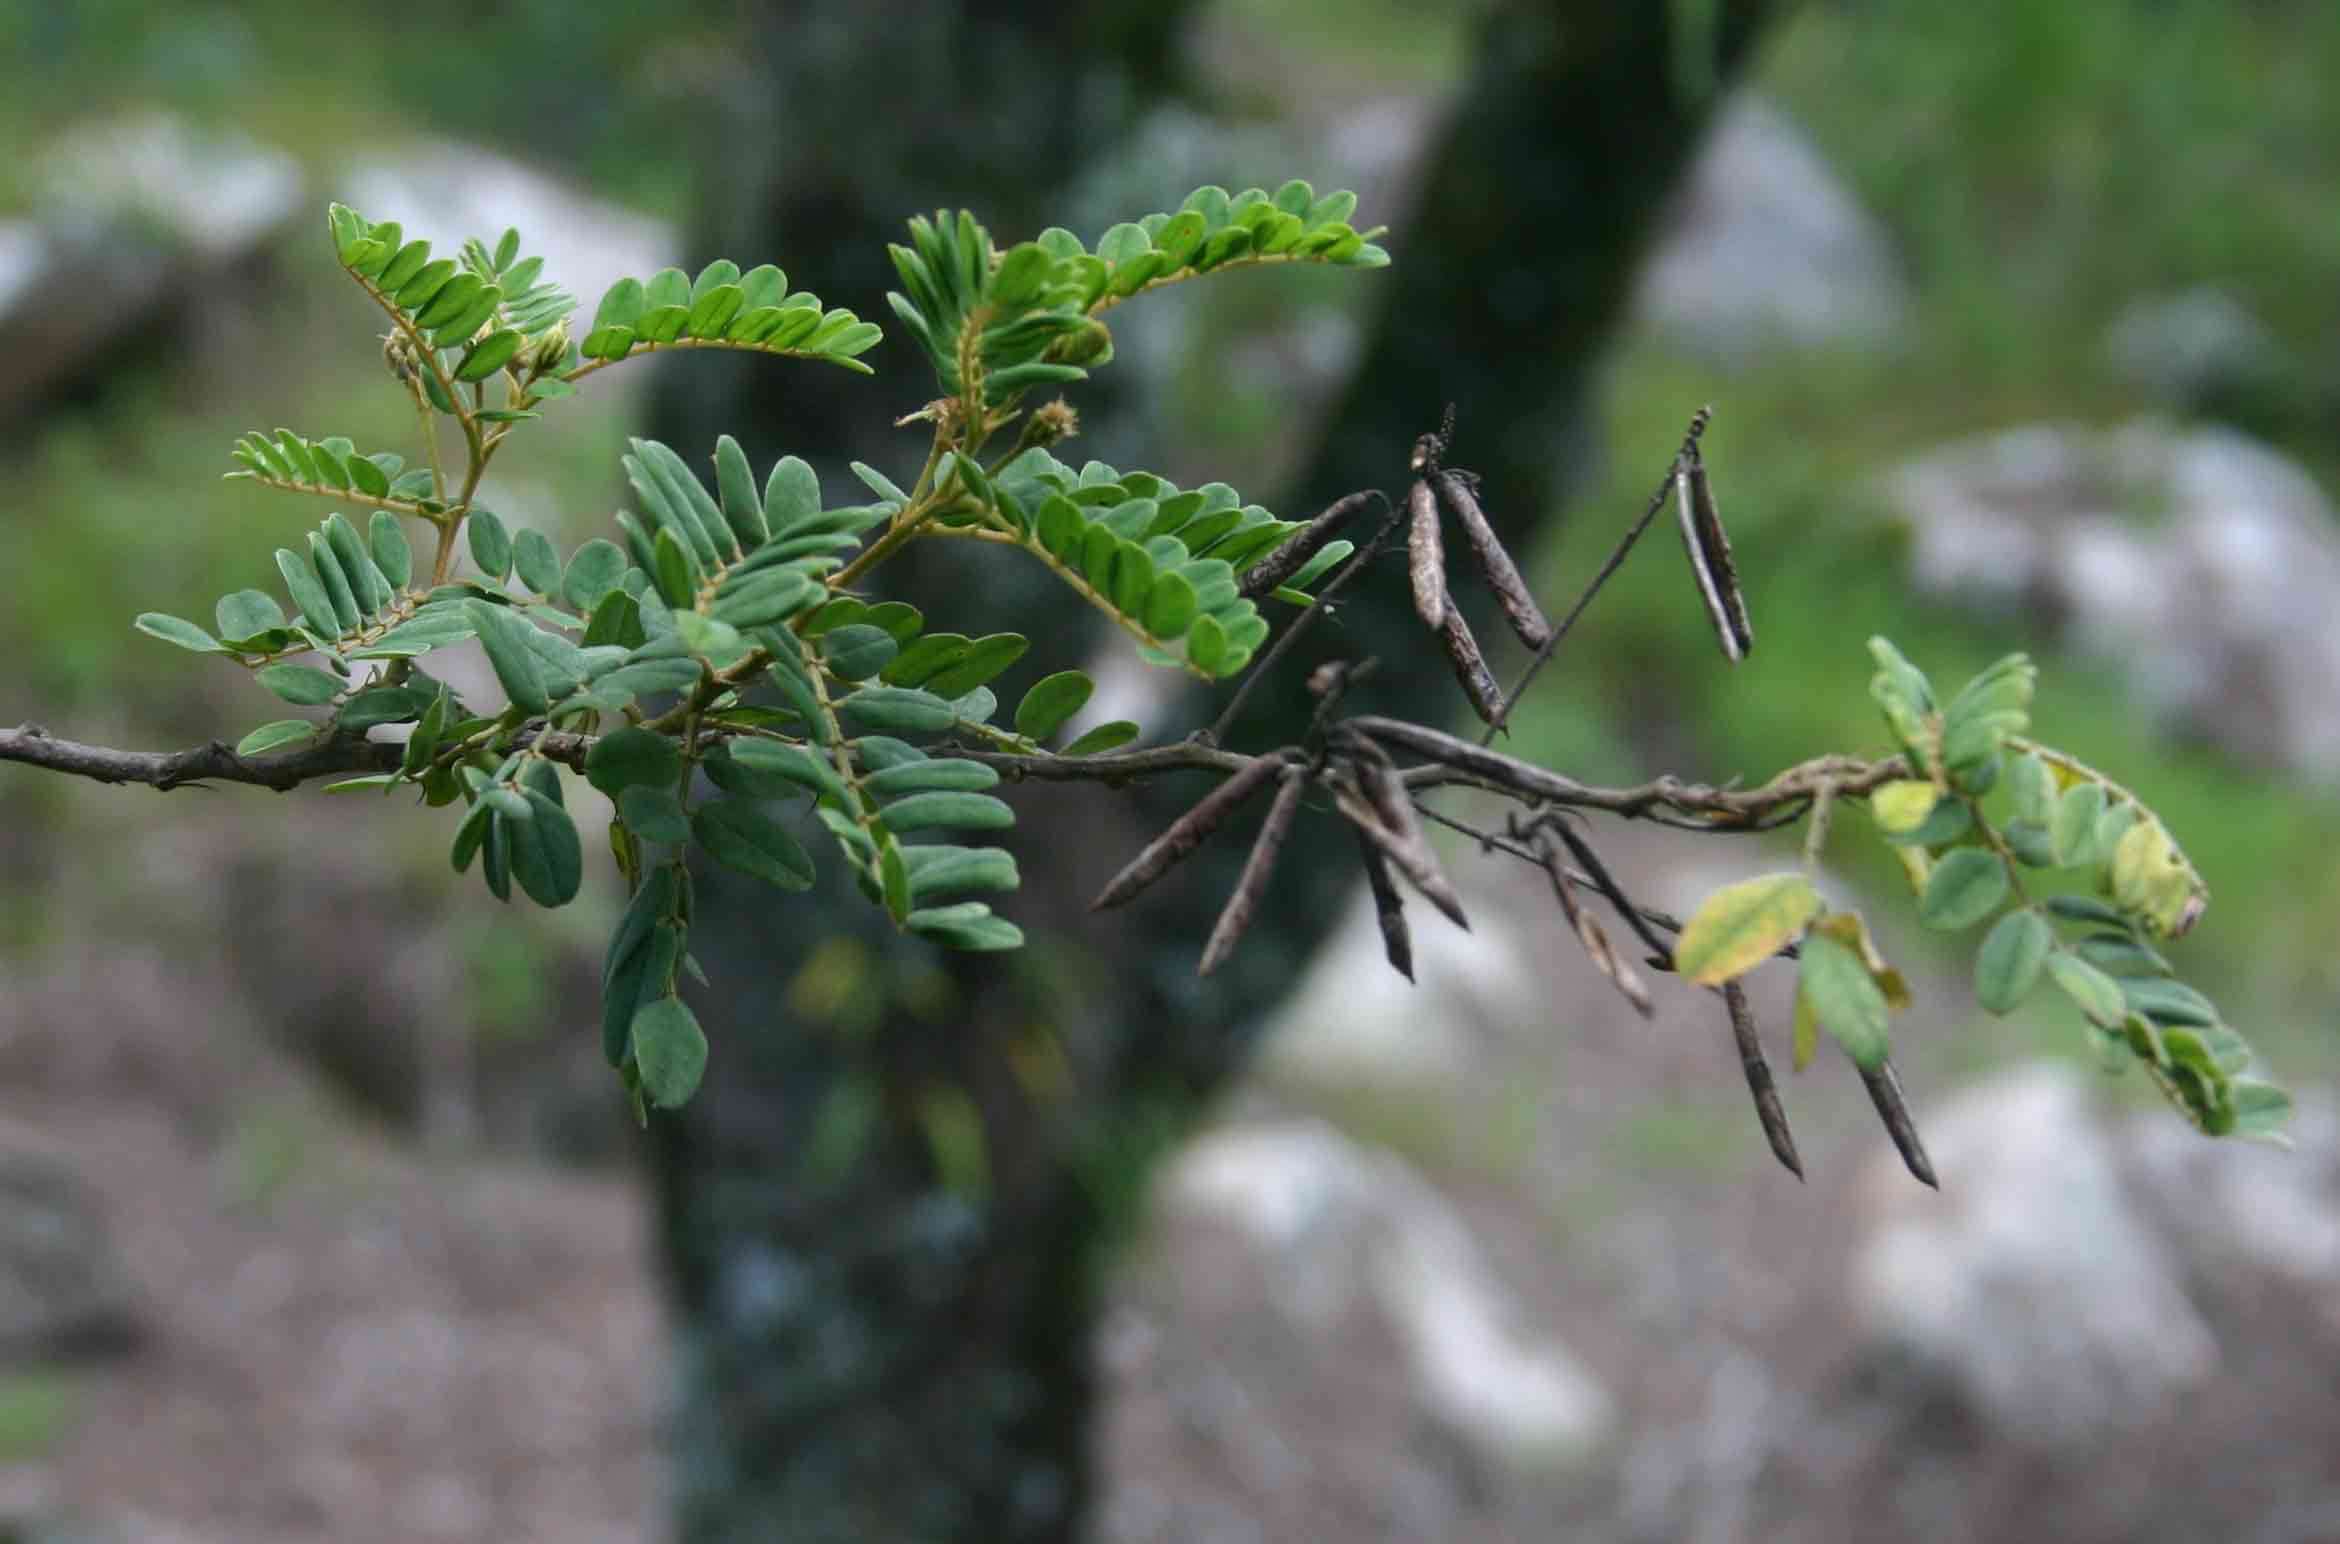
xmin=1481 ymin=407 xmax=1712 ymax=742
xmin=1204 ymin=504 xmax=1408 ymax=747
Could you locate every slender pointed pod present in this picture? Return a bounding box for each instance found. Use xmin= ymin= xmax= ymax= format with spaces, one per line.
xmin=1859 ymin=1058 xmax=1937 ymax=1188
xmin=1092 ymin=750 xmax=1292 ymax=910
xmin=1674 ymin=450 xmax=1752 ymax=662
xmin=1198 ymin=766 xmax=1307 ymax=975
xmin=1238 ymin=490 xmax=1379 ymax=599
xmin=1436 ymin=471 xmax=1551 ymax=649
xmin=1723 ymin=981 xmax=1803 ymax=1180
xmin=1336 ymin=756 xmax=1469 ymax=930
xmin=1530 ymin=826 xmax=1649 ymax=1015
xmin=1353 ymin=824 xmax=1414 ymax=981
xmin=1438 ymin=600 xmax=1506 ymax=724
xmin=1407 ymin=477 xmax=1447 ymax=632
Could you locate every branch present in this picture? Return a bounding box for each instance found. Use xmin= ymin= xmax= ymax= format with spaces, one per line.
xmin=0 ymin=723 xmax=399 ymax=792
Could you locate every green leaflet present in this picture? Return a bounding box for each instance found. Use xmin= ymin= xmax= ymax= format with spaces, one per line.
xmin=631 ymin=995 xmax=708 ymax=1109
xmin=693 ymin=798 xmax=817 ymax=890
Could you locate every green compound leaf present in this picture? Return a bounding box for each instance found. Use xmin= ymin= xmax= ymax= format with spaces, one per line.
xmin=1974 ymin=908 xmax=2053 ymax=1014
xmin=1797 ymin=932 xmax=1890 ymax=1070
xmin=1672 ymin=872 xmax=1824 ymax=986
xmin=693 ymin=798 xmax=816 ymax=890
xmin=631 ymin=995 xmax=708 ymax=1109
xmin=467 ymin=508 xmax=514 ymax=582
xmin=1918 ymin=848 xmax=2008 ymax=931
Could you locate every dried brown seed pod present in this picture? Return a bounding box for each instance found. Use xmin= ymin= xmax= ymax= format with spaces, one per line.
xmin=1407 ymin=477 xmax=1447 ymax=632
xmin=1437 ymin=601 xmax=1506 ymax=724
xmin=1858 ymin=1058 xmax=1937 ymax=1189
xmin=1674 ymin=451 xmax=1752 ymax=662
xmin=1353 ymin=825 xmax=1413 ymax=982
xmin=1238 ymin=490 xmax=1377 ymax=599
xmin=1336 ymin=764 xmax=1469 ymax=931
xmin=1435 ymin=470 xmax=1552 ymax=650
xmin=1198 ymin=766 xmax=1308 ymax=976
xmin=1092 ymin=751 xmax=1291 ymax=911
xmin=1530 ymin=827 xmax=1649 ymax=1016
xmin=1723 ymin=981 xmax=1803 ymax=1181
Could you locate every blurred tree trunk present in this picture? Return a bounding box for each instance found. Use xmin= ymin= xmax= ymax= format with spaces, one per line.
xmin=645 ymin=4 xmax=1777 ymax=1539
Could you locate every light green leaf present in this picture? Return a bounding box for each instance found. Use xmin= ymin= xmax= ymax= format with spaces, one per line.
xmin=255 ymin=663 xmax=343 ymax=705
xmin=1974 ymin=909 xmax=2053 ymax=1014
xmin=1919 ymin=849 xmax=2008 ymax=931
xmin=1014 ymin=671 xmax=1093 ymax=740
xmin=1798 ymin=932 xmax=1890 ymax=1069
xmin=235 ymin=719 xmax=315 ymax=757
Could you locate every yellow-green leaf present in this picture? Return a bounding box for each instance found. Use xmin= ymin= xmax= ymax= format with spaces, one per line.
xmin=1870 ymin=779 xmax=1940 ymax=835
xmin=1672 ymin=872 xmax=1824 ymax=986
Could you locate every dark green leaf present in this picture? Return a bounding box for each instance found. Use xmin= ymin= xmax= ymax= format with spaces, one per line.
xmin=727 ymin=739 xmax=845 ymax=802
xmin=235 ymin=719 xmax=315 ymax=757
xmin=880 ymin=791 xmax=1013 ymax=833
xmin=693 ymin=798 xmax=817 ymax=890
xmin=1975 ymin=909 xmax=2053 ymax=1014
xmin=631 ymin=995 xmax=707 ymax=1109
xmin=763 ymin=455 xmax=821 ymax=532
xmin=255 ymin=663 xmax=342 ymax=705
xmin=922 ymin=634 xmax=1028 ymax=699
xmin=1060 ymin=720 xmax=1139 ymax=756
xmin=508 ymin=787 xmax=582 ymax=906
xmin=468 ymin=508 xmax=513 ymax=582
xmin=136 ymin=612 xmax=227 ymax=654
xmin=465 ymin=600 xmax=550 ymax=714
xmin=563 ymin=540 xmax=629 ymax=611
xmin=864 ymin=758 xmax=1000 ymax=796
xmin=1014 ymin=670 xmax=1092 ymax=740
xmin=586 ymin=726 xmax=685 ymax=796
xmin=840 ymin=686 xmax=956 ymax=734
xmin=512 ymin=527 xmax=562 ymax=596
xmin=368 ymin=513 xmax=412 ymax=590
xmin=821 ymin=623 xmax=897 ymax=681
xmin=335 ymin=685 xmax=429 ymax=730
xmin=905 ymin=845 xmax=1019 ymax=899
xmin=905 ymin=903 xmax=1024 ymax=951
xmin=618 ymin=785 xmax=692 ymax=843
xmin=456 ymin=328 xmax=524 ymax=382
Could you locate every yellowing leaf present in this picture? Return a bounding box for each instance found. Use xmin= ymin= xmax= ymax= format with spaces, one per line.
xmin=1870 ymin=779 xmax=1941 ymax=835
xmin=1672 ymin=872 xmax=1824 ymax=986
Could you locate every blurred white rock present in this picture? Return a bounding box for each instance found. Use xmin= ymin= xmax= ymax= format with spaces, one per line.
xmin=1886 ymin=420 xmax=2340 ymax=778
xmin=1163 ymin=1118 xmax=1615 ymax=1473
xmin=1847 ymin=1063 xmax=2215 ymax=1447
xmin=1634 ymin=94 xmax=1909 ymax=365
